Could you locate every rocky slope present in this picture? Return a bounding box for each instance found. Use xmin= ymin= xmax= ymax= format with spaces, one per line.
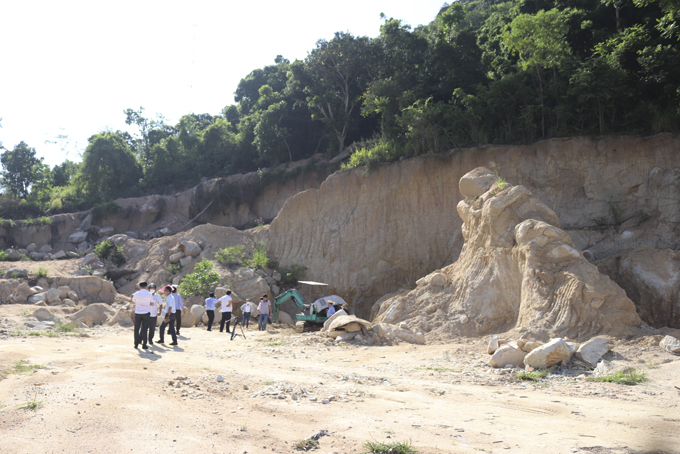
xmin=267 ymin=134 xmax=680 ymax=318
xmin=371 ymin=168 xmax=641 ymax=340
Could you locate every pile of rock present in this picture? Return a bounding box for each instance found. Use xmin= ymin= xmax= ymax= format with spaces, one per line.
xmin=487 ymin=334 xmax=616 ymax=370
xmin=8 ymin=282 xmax=80 ymax=306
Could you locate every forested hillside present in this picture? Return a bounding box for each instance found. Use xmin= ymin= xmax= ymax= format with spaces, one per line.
xmin=2 ymin=0 xmax=679 ymax=218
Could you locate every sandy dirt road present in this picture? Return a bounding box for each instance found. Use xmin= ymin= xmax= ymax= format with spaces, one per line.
xmin=0 ymin=324 xmax=678 ymax=454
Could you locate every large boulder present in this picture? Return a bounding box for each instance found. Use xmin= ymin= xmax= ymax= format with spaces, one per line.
xmin=69 ymin=303 xmax=115 ymax=325
xmin=373 ymin=169 xmax=641 ymax=340
xmin=46 ymin=288 xmax=62 ymax=304
xmin=169 ymin=251 xmax=184 ymax=264
xmin=67 ymin=231 xmax=88 ymax=244
xmin=53 ymin=276 xmax=116 ymax=304
xmin=371 ymin=323 xmax=425 ymax=344
xmin=659 ymin=335 xmax=680 ymax=353
xmin=179 ymin=240 xmax=201 ymax=258
xmin=109 ymin=307 xmax=133 ymax=327
xmin=80 ymin=253 xmax=98 ymax=267
xmin=33 ymin=308 xmax=55 ymax=322
xmin=190 ymin=305 xmax=205 ymax=325
xmin=459 ymin=167 xmax=496 ymax=198
xmin=597 ymin=246 xmax=680 ymax=328
xmin=277 ymin=311 xmax=294 ymax=325
xmin=12 ymin=282 xmax=32 ymax=303
xmin=38 ymin=245 xmax=52 ymax=254
xmin=181 ymin=311 xmax=196 ymax=328
xmin=489 ymin=344 xmax=527 ymax=368
xmin=575 ymin=337 xmax=615 ymax=367
xmin=524 ymin=338 xmax=572 ymax=369
xmin=220 ymin=268 xmax=271 ymax=304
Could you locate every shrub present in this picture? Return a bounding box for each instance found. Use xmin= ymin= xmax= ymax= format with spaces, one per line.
xmin=166 ymin=263 xmax=181 ymax=274
xmin=94 ymin=239 xmax=126 ymax=266
xmin=35 ymin=267 xmax=49 ymax=278
xmin=49 ymin=198 xmax=63 ymax=212
xmin=178 ymin=258 xmax=220 ymax=297
xmin=248 ymin=241 xmax=274 ymax=270
xmin=342 ymin=140 xmax=403 ymax=172
xmin=295 ymin=439 xmax=319 ymax=451
xmin=216 ymin=245 xmax=248 ymax=266
xmin=283 ymin=263 xmax=308 ymax=286
xmin=0 ymin=251 xmax=9 ymax=261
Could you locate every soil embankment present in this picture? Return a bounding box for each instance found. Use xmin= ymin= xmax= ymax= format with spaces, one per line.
xmin=267 ymin=134 xmax=680 ymax=318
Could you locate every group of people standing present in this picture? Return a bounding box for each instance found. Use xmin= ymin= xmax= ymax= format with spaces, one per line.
xmin=132 ymin=281 xmax=186 ymax=350
xmin=203 ymin=292 xmax=273 ymax=332
xmin=132 ymin=281 xmax=276 ymax=349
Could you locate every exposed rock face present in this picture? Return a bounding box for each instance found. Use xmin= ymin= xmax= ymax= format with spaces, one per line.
xmin=372 ymin=169 xmax=641 ymax=340
xmin=69 ymin=303 xmax=114 ymax=325
xmin=52 ymin=277 xmax=117 ymax=304
xmin=597 ymin=246 xmax=680 ymax=328
xmin=267 ymin=134 xmax=680 ymax=319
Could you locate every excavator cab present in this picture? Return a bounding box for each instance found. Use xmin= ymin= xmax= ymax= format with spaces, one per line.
xmin=271 ymin=281 xmax=347 ymax=325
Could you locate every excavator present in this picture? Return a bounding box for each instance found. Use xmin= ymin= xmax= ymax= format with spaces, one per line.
xmin=271 ymin=281 xmax=347 ymax=325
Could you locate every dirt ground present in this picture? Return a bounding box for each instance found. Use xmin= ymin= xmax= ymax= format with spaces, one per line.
xmin=1 ymin=304 xmax=679 ymax=454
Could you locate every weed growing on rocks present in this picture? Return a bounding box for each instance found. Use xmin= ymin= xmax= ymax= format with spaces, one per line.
xmin=517 ymin=370 xmax=549 ymax=381
xmin=362 ymin=440 xmax=417 ymax=454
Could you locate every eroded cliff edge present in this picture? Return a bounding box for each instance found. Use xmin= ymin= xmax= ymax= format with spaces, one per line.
xmin=267 ymin=134 xmax=680 ymax=318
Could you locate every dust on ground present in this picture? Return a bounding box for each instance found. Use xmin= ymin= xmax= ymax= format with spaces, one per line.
xmin=1 ymin=316 xmax=678 ymax=454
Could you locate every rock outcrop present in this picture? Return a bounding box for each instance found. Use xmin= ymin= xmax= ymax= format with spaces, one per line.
xmin=372 ymin=168 xmax=641 ymax=340
xmin=597 ymin=246 xmax=680 ymax=328
xmin=267 ymin=134 xmax=680 ymax=319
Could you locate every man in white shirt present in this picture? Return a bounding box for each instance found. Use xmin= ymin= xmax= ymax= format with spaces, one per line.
xmin=158 ymin=285 xmax=178 ymax=346
xmin=218 ymin=290 xmax=233 ymax=333
xmin=240 ymin=299 xmax=254 ymax=329
xmin=148 ymin=283 xmax=162 ymax=345
xmin=205 ymin=292 xmax=217 ymax=331
xmin=172 ymin=286 xmax=185 ymax=336
xmin=132 ymin=281 xmax=154 ymax=350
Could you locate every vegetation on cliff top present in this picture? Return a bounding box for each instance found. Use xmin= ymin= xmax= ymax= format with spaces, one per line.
xmin=2 ymin=0 xmax=679 ymax=217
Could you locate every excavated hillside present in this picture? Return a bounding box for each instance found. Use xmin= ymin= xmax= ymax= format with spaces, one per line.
xmin=266 ymin=134 xmax=680 ymax=319
xmin=2 ymin=134 xmax=679 ymax=330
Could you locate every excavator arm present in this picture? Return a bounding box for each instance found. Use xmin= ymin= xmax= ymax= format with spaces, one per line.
xmin=272 ymin=289 xmax=306 ymax=322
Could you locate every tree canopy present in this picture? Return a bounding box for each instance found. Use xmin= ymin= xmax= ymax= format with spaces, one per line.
xmin=2 ymin=0 xmax=680 ymax=216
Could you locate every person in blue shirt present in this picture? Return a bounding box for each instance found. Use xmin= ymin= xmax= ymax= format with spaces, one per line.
xmin=205 ymin=292 xmax=217 ymax=331
xmin=326 ymin=300 xmax=336 ymax=318
xmin=172 ymin=285 xmax=185 ymax=336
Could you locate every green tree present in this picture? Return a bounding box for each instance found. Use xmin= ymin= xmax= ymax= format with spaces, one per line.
xmin=178 ymin=258 xmax=220 ymax=297
xmin=504 ymin=8 xmax=574 ymax=137
xmin=78 ymin=132 xmax=142 ymax=202
xmin=290 ymin=32 xmax=375 ymax=155
xmin=0 ymin=141 xmax=48 ymax=198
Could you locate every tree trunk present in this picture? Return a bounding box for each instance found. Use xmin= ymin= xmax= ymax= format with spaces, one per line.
xmin=536 ymin=64 xmax=545 ymax=138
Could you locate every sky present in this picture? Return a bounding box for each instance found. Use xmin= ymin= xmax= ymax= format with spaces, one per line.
xmin=0 ymin=0 xmax=447 ymax=167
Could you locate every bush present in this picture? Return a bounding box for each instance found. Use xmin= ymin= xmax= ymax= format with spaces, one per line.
xmin=248 ymin=241 xmax=274 ymax=270
xmin=0 ymin=251 xmax=9 ymax=261
xmin=342 ymin=140 xmax=403 ymax=172
xmin=166 ymin=264 xmax=181 ymax=274
xmin=49 ymin=198 xmax=63 ymax=212
xmin=35 ymin=267 xmax=49 ymax=278
xmin=517 ymin=370 xmax=549 ymax=381
xmin=54 ymin=322 xmax=77 ymax=333
xmin=283 ymin=263 xmax=308 ymax=286
xmin=216 ymin=245 xmax=248 ymax=266
xmin=178 ymin=258 xmax=221 ymax=297
xmin=93 ymin=239 xmax=126 ymax=266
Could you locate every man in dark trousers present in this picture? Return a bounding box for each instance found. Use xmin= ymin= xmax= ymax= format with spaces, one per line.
xmin=148 ymin=283 xmax=162 ymax=345
xmin=218 ymin=290 xmax=233 ymax=333
xmin=172 ymin=285 xmax=185 ymax=336
xmin=158 ymin=285 xmax=178 ymax=346
xmin=132 ymin=281 xmax=154 ymax=350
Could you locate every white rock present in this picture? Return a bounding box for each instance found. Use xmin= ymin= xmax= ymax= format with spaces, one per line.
xmin=98 ymin=226 xmax=114 ymax=237
xmin=524 ymin=338 xmax=571 ymax=369
xmin=488 ymin=335 xmax=500 ymax=354
xmin=46 ymin=288 xmax=61 ymax=304
xmin=80 ymin=253 xmax=98 ymax=267
xmin=659 ymin=335 xmax=680 ymax=353
xmin=336 ymin=332 xmax=358 ymax=342
xmin=575 ymin=337 xmax=615 ymax=366
xmin=38 ymin=244 xmax=52 ymax=254
xmin=26 ymin=243 xmax=37 ymax=253
xmin=67 ymin=291 xmax=79 ymax=302
xmin=53 ymin=250 xmax=67 ymax=260
xmin=67 ymin=231 xmax=88 ymax=244
xmin=179 ymin=256 xmax=192 ymax=267
xmin=169 ymin=251 xmax=184 ymax=264
xmin=489 ymin=344 xmax=527 ymax=368
xmin=429 ymin=273 xmax=448 ymax=286
xmin=33 ymin=308 xmax=55 ymax=322
xmin=28 ymin=293 xmax=46 ymax=304
xmin=57 ymin=286 xmax=71 ymax=299
xmin=179 ymin=240 xmax=201 ymax=258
